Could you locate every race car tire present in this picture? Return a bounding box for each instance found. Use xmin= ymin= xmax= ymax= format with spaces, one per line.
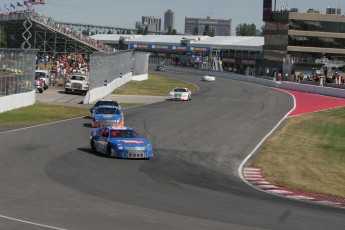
xmin=106 ymin=143 xmax=112 ymax=157
xmin=39 ymin=89 xmax=43 ymax=93
xmin=90 ymin=139 xmax=96 ymax=152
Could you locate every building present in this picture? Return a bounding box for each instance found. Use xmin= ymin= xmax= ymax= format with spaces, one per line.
xmin=164 ymin=9 xmax=175 ymax=32
xmin=263 ymin=3 xmax=345 ymax=75
xmin=184 ymin=16 xmax=232 ymax=36
xmin=137 ymin=16 xmax=161 ymax=32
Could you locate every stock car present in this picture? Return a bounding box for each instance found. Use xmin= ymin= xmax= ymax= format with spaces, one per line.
xmin=91 ymin=105 xmax=124 ymax=128
xmin=90 ymin=126 xmax=153 ymax=159
xmin=202 ymin=74 xmax=215 ymax=82
xmin=169 ymin=87 xmax=191 ymax=101
xmin=90 ymin=100 xmax=120 ymax=118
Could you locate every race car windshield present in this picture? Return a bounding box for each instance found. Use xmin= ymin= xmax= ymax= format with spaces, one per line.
xmin=110 ymin=130 xmax=141 ymax=138
xmin=95 ymin=101 xmax=119 ymax=107
xmin=174 ymin=88 xmax=187 ymax=92
xmin=96 ymin=108 xmax=120 ymax=114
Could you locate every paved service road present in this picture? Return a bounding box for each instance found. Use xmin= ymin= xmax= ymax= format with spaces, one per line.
xmin=1 ymin=71 xmax=345 ymax=230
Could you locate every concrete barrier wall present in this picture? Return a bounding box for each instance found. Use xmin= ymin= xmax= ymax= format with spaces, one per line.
xmin=157 ymin=65 xmax=345 ymax=98
xmin=0 ymin=90 xmax=35 ymax=113
xmin=83 ymin=73 xmax=132 ymax=104
xmin=132 ymin=73 xmax=148 ymax=81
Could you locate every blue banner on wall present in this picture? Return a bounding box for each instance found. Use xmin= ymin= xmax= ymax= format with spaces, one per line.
xmin=129 ymin=43 xmax=210 ymax=53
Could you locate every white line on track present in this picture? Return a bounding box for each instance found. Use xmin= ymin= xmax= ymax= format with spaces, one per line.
xmin=0 ymin=116 xmax=85 ymax=135
xmin=0 ymin=214 xmax=68 ymax=230
xmin=238 ymin=89 xmax=296 ymax=191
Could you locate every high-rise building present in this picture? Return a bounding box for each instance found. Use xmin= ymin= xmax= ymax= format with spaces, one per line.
xmin=164 ymin=9 xmax=175 ymax=32
xmin=139 ymin=16 xmax=161 ymax=32
xmin=184 ymin=16 xmax=232 ymax=36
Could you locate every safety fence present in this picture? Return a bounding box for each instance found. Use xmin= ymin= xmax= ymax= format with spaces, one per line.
xmin=0 ymin=48 xmax=37 ymax=97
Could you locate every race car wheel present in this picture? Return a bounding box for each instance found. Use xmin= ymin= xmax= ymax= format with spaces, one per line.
xmin=90 ymin=139 xmax=96 ymax=152
xmin=106 ymin=143 xmax=112 ymax=157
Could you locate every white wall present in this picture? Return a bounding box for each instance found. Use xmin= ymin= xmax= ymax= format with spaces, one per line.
xmin=83 ymin=71 xmax=149 ymax=104
xmin=0 ymin=90 xmax=36 ymax=113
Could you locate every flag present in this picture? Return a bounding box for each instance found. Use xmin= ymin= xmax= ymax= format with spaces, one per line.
xmin=10 ymin=3 xmax=16 ymax=9
xmin=17 ymin=2 xmax=24 ymax=7
xmin=23 ymin=1 xmax=27 ymax=6
xmin=4 ymin=4 xmax=9 ymax=11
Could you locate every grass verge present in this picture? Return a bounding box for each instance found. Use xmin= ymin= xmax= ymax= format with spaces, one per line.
xmin=0 ymin=103 xmax=88 ymax=128
xmin=113 ymin=74 xmax=198 ymax=96
xmin=252 ymin=107 xmax=345 ymax=198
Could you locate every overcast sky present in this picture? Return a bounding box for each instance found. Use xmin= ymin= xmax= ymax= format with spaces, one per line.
xmin=3 ymin=0 xmax=345 ymax=34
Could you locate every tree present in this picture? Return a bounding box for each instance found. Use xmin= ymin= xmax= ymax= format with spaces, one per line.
xmin=107 ymin=30 xmax=112 ymax=34
xmin=137 ymin=27 xmax=142 ymax=35
xmin=203 ymin=24 xmax=214 ymax=37
xmin=144 ymin=26 xmax=148 ymax=35
xmin=0 ymin=25 xmax=7 ymax=48
xmin=193 ymin=26 xmax=199 ymax=35
xmin=167 ymin=26 xmax=172 ymax=35
xmin=260 ymin=25 xmax=265 ymax=36
xmin=235 ymin=23 xmax=257 ymax=36
xmin=171 ymin=29 xmax=177 ymax=35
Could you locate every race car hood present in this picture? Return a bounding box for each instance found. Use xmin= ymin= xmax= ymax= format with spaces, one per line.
xmin=111 ymin=138 xmax=150 ymax=147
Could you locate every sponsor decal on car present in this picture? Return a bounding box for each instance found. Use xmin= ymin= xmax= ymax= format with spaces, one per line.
xmin=118 ymin=140 xmax=145 ymax=144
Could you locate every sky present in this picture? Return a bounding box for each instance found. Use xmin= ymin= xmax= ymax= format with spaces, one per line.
xmin=2 ymin=0 xmax=345 ymax=35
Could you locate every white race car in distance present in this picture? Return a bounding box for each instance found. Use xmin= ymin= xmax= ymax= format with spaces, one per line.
xmin=202 ymin=74 xmax=215 ymax=82
xmin=169 ymin=87 xmax=191 ymax=101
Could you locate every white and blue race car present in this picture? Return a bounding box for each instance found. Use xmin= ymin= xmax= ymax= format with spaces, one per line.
xmin=90 ymin=126 xmax=153 ymax=159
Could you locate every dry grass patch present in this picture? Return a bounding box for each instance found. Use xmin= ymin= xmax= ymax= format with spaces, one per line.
xmin=113 ymin=74 xmax=198 ymax=96
xmin=0 ymin=103 xmax=88 ymax=128
xmin=253 ymin=107 xmax=345 ymax=197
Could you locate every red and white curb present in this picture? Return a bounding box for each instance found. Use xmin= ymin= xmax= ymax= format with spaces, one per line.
xmin=243 ymin=167 xmax=345 ymax=209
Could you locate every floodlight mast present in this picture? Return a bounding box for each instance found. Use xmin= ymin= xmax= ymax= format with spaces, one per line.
xmin=21 ymin=0 xmax=45 ymax=49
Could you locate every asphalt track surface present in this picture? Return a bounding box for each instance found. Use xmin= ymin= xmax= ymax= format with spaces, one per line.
xmin=1 ymin=71 xmax=345 ymax=230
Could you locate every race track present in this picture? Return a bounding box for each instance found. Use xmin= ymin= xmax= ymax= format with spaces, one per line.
xmin=1 ymin=71 xmax=344 ymax=230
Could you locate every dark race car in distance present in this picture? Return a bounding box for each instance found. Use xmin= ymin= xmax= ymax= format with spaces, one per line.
xmin=90 ymin=126 xmax=153 ymax=159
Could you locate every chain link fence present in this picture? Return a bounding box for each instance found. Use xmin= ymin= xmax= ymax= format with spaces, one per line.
xmin=89 ymin=51 xmax=149 ymax=89
xmin=89 ymin=50 xmax=133 ymax=89
xmin=0 ymin=48 xmax=37 ymax=97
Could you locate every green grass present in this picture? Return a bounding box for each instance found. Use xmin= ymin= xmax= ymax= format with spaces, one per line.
xmin=252 ymin=106 xmax=345 ymax=198
xmin=113 ymin=74 xmax=198 ymax=96
xmin=0 ymin=103 xmax=88 ymax=128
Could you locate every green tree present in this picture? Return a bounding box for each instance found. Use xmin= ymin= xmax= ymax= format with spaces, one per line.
xmin=0 ymin=25 xmax=7 ymax=48
xmin=107 ymin=30 xmax=112 ymax=34
xmin=260 ymin=25 xmax=265 ymax=36
xmin=144 ymin=26 xmax=148 ymax=35
xmin=193 ymin=26 xmax=199 ymax=35
xmin=171 ymin=29 xmax=177 ymax=35
xmin=167 ymin=26 xmax=172 ymax=35
xmin=137 ymin=27 xmax=142 ymax=35
xmin=203 ymin=24 xmax=214 ymax=37
xmin=126 ymin=30 xmax=131 ymax=34
xmin=235 ymin=23 xmax=257 ymax=36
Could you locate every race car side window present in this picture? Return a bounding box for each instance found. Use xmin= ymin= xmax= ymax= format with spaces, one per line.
xmin=102 ymin=129 xmax=109 ymax=137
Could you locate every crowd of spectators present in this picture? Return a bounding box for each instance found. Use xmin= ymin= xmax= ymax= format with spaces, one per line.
xmin=36 ymin=52 xmax=90 ymax=87
xmin=0 ymin=10 xmax=114 ymax=53
xmin=31 ymin=13 xmax=114 ymax=53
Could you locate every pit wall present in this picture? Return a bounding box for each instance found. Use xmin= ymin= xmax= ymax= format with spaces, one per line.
xmin=83 ymin=73 xmax=148 ymax=104
xmin=156 ymin=65 xmax=345 ymax=98
xmin=0 ymin=90 xmax=36 ymax=113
